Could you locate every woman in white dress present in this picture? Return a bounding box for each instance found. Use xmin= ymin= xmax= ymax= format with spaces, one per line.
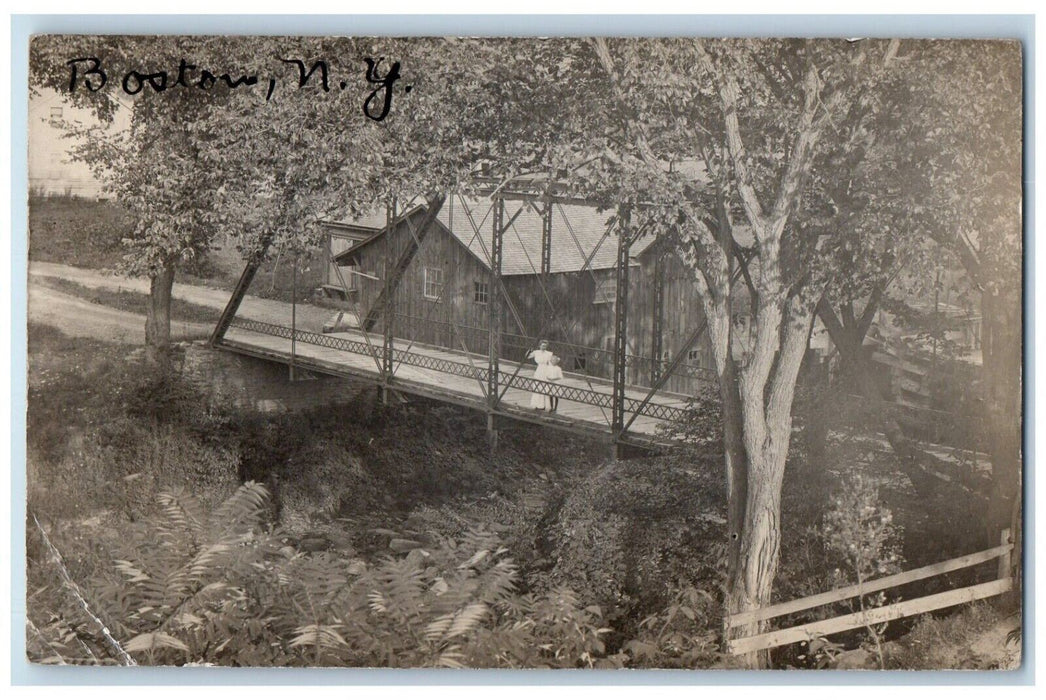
xmin=527 ymin=340 xmax=554 ymax=409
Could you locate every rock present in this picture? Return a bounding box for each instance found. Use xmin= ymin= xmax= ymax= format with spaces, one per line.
xmin=299 ymin=533 xmax=331 ymax=552
xmin=326 ymin=530 xmax=356 ymax=554
xmin=369 ymin=527 xmax=400 ymax=538
xmin=830 ymin=647 xmax=879 ymax=670
xmin=389 ymin=538 xmax=425 ymax=553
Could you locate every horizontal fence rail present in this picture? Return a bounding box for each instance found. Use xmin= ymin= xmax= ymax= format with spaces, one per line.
xmin=729 ymin=578 xmax=1013 ymax=657
xmin=725 ymin=529 xmax=1014 ymax=656
xmin=725 ymin=542 xmax=1014 ymax=630
xmin=226 ymin=318 xmax=691 ymax=423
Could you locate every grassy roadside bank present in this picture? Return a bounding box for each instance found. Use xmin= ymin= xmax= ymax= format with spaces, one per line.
xmin=31 ymin=275 xmax=222 ymax=325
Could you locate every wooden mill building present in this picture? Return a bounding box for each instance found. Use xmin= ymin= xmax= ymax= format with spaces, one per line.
xmin=330 ymin=195 xmax=719 ymax=395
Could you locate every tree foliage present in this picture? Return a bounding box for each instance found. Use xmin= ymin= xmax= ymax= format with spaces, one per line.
xmin=29 ymin=37 xmax=244 ymax=277
xmin=29 ymin=37 xmax=255 ymax=359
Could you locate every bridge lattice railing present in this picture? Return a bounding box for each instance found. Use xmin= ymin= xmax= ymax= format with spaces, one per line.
xmin=226 ymin=318 xmax=693 ymax=424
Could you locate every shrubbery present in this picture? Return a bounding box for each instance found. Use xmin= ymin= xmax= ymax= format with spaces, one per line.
xmin=27 ymin=327 xmax=241 ymax=521
xmin=536 ymin=456 xmax=726 ymax=650
xmin=25 ymin=325 xmax=1007 ymax=669
xmin=26 ymin=327 xmax=729 ymax=668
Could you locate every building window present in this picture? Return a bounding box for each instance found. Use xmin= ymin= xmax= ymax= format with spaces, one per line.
xmin=423 ymin=267 xmax=444 ymax=300
xmin=593 ymin=277 xmax=617 ymax=304
xmin=687 ymin=348 xmax=701 ymax=363
xmin=574 ymin=352 xmax=587 ymax=372
xmin=473 ymin=280 xmax=490 ymax=304
xmin=49 ymin=107 xmax=63 ymax=119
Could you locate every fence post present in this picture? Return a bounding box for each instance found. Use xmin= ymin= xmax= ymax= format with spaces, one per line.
xmin=998 ymin=527 xmax=1012 ymax=581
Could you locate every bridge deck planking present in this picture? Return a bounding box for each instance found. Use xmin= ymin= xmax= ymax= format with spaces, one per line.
xmin=221 ymin=323 xmax=693 ymax=444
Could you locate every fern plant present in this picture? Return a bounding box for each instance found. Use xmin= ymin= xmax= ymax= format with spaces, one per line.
xmin=30 ymin=484 xmax=618 ymax=668
xmin=96 ymin=482 xmax=280 ymax=664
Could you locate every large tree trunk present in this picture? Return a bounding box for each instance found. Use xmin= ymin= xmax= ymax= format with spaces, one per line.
xmin=145 ymin=262 xmax=176 ymax=367
xmin=724 ymin=294 xmax=815 ymax=669
xmin=720 ymin=361 xmax=748 ymax=582
xmin=726 ymin=429 xmax=787 ymax=669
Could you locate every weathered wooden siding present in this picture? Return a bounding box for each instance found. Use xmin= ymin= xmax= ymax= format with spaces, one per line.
xmin=322 ymin=224 xmax=372 ymax=297
xmin=351 ymin=211 xmax=493 ymax=352
xmin=629 ymin=251 xmax=716 ymax=394
xmin=500 ymin=271 xmax=616 ymax=372
xmin=347 ymin=214 xmax=716 ymax=394
xmin=502 ymin=258 xmax=714 ymax=393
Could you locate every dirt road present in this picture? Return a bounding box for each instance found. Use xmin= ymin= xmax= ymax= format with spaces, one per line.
xmin=28 ymin=283 xmax=212 ymax=344
xmin=27 ymin=261 xmax=345 ymax=341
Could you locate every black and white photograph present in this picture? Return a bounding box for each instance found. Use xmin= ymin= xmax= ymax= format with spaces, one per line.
xmin=21 ymin=33 xmax=1023 ymax=672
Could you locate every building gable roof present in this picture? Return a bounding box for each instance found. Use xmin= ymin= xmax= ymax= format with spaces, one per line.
xmin=334 ymin=197 xmax=654 ymax=276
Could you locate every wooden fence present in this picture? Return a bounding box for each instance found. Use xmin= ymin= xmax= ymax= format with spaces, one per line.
xmin=725 ymin=529 xmax=1014 ymax=656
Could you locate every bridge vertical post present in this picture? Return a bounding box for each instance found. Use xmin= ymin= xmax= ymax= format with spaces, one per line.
xmin=650 ymin=250 xmax=666 ymax=386
xmin=487 ymin=196 xmax=505 ymax=452
xmin=540 ymin=199 xmax=553 ymax=278
xmin=612 ymin=206 xmax=631 ymax=459
xmin=381 ymin=199 xmax=396 ymax=405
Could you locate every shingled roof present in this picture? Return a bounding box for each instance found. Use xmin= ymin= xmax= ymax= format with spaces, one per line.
xmin=334 ymin=197 xmax=655 ymax=276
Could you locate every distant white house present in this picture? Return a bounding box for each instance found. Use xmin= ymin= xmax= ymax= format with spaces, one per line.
xmin=28 ymin=87 xmax=131 ymax=198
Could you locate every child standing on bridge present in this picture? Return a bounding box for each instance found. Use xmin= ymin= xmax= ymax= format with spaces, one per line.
xmin=528 ymin=340 xmax=553 ymax=409
xmin=545 ymin=355 xmax=564 ymax=413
